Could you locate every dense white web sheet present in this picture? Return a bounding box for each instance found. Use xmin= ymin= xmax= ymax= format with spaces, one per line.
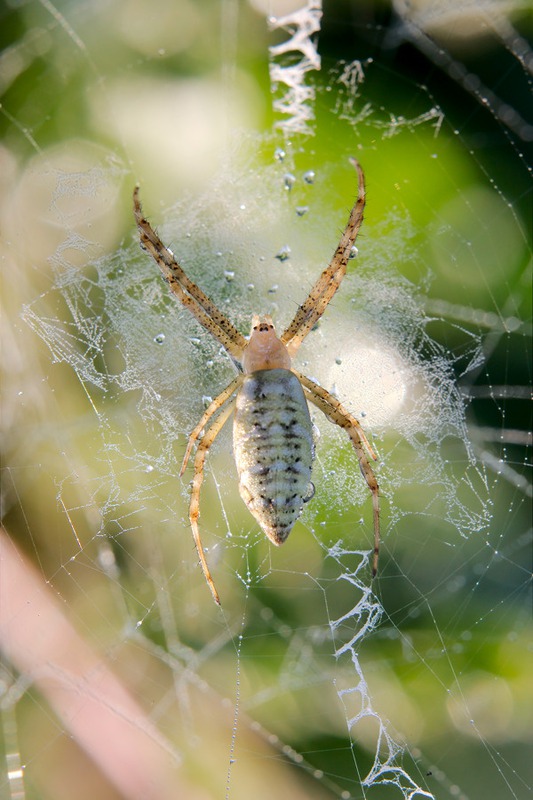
xmin=1 ymin=2 xmax=531 ymax=800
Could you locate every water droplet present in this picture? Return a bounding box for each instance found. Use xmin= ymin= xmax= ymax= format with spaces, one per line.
xmin=154 ymin=333 xmax=165 ymax=344
xmin=274 ymin=147 xmax=285 ymax=162
xmin=303 ymin=482 xmax=315 ymax=502
xmin=275 ymin=245 xmax=291 ymax=262
xmin=283 ymin=173 xmax=296 ymax=191
xmin=296 ymin=206 xmax=308 ymax=216
xmin=349 ymin=245 xmax=358 ymax=259
xmin=224 ymin=270 xmax=235 ymax=281
xmin=303 ymin=169 xmax=315 ymax=184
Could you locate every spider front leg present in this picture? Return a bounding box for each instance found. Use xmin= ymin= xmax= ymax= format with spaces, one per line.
xmin=187 ymin=399 xmax=237 ymax=605
xmin=296 ymin=371 xmax=380 ymax=577
xmin=133 ymin=186 xmax=247 ymax=364
xmin=281 ymin=158 xmax=365 ymax=356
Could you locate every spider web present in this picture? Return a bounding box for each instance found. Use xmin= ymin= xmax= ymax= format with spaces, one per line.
xmin=1 ymin=2 xmax=532 ymax=800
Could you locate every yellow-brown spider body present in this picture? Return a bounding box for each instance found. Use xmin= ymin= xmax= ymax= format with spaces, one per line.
xmin=133 ymin=159 xmax=380 ymax=605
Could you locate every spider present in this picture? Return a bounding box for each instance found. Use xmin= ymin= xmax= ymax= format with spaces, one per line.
xmin=133 ymin=159 xmax=379 ymax=605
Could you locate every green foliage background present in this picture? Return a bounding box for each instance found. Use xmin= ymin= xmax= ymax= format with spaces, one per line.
xmin=1 ymin=2 xmax=531 ymax=799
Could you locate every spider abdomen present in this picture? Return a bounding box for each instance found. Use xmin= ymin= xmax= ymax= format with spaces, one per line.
xmin=233 ymin=368 xmax=314 ymax=545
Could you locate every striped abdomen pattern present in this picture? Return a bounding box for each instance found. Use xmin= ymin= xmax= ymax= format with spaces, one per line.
xmin=233 ymin=368 xmax=314 ymax=545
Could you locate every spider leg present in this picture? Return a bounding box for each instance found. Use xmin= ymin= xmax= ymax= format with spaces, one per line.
xmin=180 ymin=375 xmax=244 ymax=476
xmin=188 ymin=398 xmax=236 ymax=605
xmin=295 ymin=371 xmax=377 ymax=460
xmin=281 ymin=159 xmax=365 ymax=356
xmin=133 ymin=186 xmax=247 ymax=363
xmin=296 ymin=371 xmax=380 ymax=577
